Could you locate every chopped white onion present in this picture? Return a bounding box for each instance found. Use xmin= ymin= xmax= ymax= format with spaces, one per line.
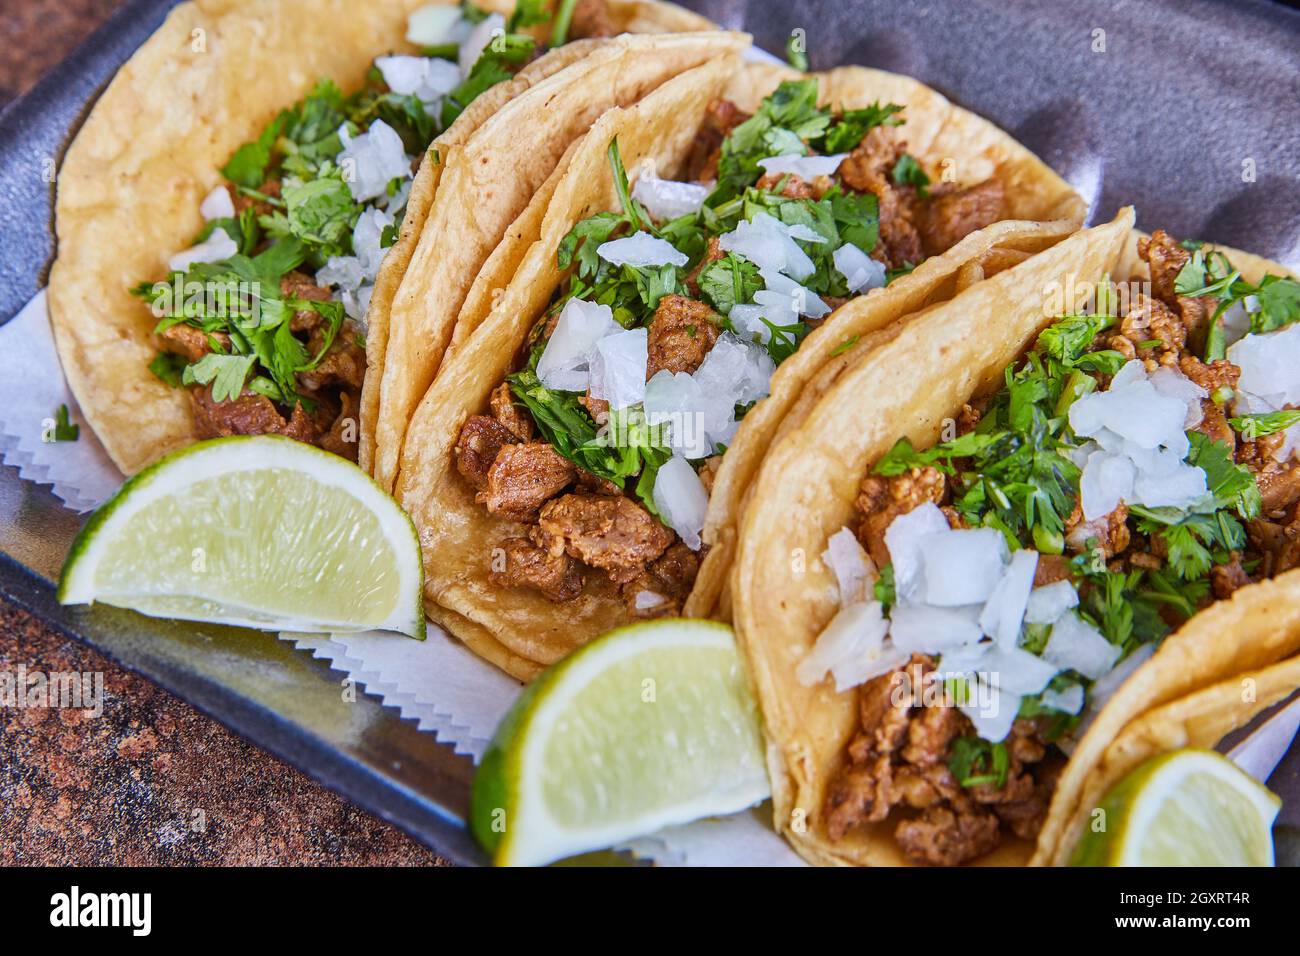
xmin=797 ymin=601 xmax=903 ymax=691
xmin=718 ymin=212 xmax=817 ymax=281
xmin=536 ymin=298 xmax=618 ymax=392
xmin=338 ymin=120 xmax=411 ymax=202
xmin=1040 ymin=683 xmax=1085 ymax=715
xmin=976 ymin=643 xmax=1059 ymax=695
xmin=758 ymin=152 xmax=849 ymax=179
xmin=588 ymin=328 xmax=648 ymax=411
xmin=822 ymin=527 xmax=876 ymax=605
xmin=200 ymin=185 xmax=235 ymax=221
xmin=1042 ymin=612 xmax=1121 ymax=680
xmin=1131 ymin=460 xmax=1207 ymax=509
xmin=459 ymin=13 xmax=505 ymax=77
xmin=1078 ymin=449 xmax=1136 ymax=521
xmin=169 ymin=230 xmax=238 ymax=272
xmin=889 ymin=604 xmax=983 ymax=654
xmin=1023 ymin=580 xmax=1079 ymax=625
xmin=597 ymin=230 xmax=689 ymax=269
xmin=644 ymin=370 xmax=710 ymax=459
xmin=652 ymin=456 xmax=709 ymax=551
xmin=884 ymin=503 xmax=951 ymax=605
xmin=1229 ymin=323 xmax=1300 ymax=408
xmin=960 ymin=678 xmax=1020 ymax=743
xmin=978 ymin=548 xmax=1039 ymax=646
xmin=919 ymin=527 xmax=1009 ymax=607
xmin=632 ymin=173 xmax=709 ymax=222
xmin=832 ymin=243 xmax=887 ymax=294
xmin=376 ymin=55 xmax=461 ymax=104
xmin=407 ymin=4 xmax=470 ymax=46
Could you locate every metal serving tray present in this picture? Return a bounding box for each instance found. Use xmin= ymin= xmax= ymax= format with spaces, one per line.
xmin=1 ymin=0 xmax=1297 ymax=865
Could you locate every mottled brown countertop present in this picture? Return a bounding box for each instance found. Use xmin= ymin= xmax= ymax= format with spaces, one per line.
xmin=0 ymin=0 xmax=442 ymax=866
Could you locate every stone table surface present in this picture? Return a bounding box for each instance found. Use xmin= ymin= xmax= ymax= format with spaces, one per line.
xmin=0 ymin=0 xmax=442 ymax=866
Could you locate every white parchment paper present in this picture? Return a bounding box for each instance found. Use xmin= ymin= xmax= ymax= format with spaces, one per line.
xmin=0 ymin=291 xmax=803 ymax=865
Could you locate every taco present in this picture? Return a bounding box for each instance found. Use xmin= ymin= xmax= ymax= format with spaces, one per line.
xmin=395 ymin=55 xmax=1086 ymax=680
xmin=47 ymin=0 xmax=716 ymax=477
xmin=730 ymin=206 xmax=1300 ymax=865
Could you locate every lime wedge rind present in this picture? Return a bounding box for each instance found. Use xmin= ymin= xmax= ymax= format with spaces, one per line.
xmin=472 ymin=619 xmax=770 ymax=866
xmin=1072 ymin=748 xmax=1280 ymax=867
xmin=58 ymin=435 xmax=425 ymax=639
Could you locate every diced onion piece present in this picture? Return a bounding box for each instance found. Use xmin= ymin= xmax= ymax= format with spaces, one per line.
xmin=976 ymin=643 xmax=1059 ymax=695
xmin=960 ymin=678 xmax=1020 ymax=744
xmin=1078 ymin=449 xmax=1135 ymax=521
xmin=652 ymin=456 xmax=709 ymax=551
xmin=597 ymin=230 xmax=689 ymax=269
xmin=338 ymin=120 xmax=411 ymax=202
xmin=1042 ymin=612 xmax=1121 ymax=680
xmin=822 ymin=527 xmax=876 ymax=605
xmin=883 ymin=503 xmax=951 ymax=604
xmin=1071 ymin=644 xmax=1156 ymax=743
xmin=169 ymin=230 xmax=238 ymax=272
xmin=588 ymin=328 xmax=648 ymax=411
xmin=376 ymin=55 xmax=461 ymax=103
xmin=200 ymin=186 xmax=234 ymax=221
xmin=645 ymin=370 xmax=710 ymax=459
xmin=832 ymin=243 xmax=886 ymax=294
xmin=718 ymin=212 xmax=817 ymax=281
xmin=1229 ymin=323 xmax=1300 ymax=407
xmin=758 ymin=152 xmax=849 ymax=179
xmin=796 ymin=601 xmax=903 ymax=691
xmin=756 ymin=268 xmax=830 ymax=320
xmin=889 ymin=604 xmax=983 ymax=654
xmin=632 ymin=174 xmax=709 ymax=221
xmin=919 ymin=527 xmax=1009 ymax=607
xmin=1023 ymin=579 xmax=1078 ymax=625
xmin=536 ymin=298 xmax=618 ymax=392
xmin=978 ymin=548 xmax=1039 ymax=646
xmin=1040 ymin=683 xmax=1085 ymax=716
xmin=407 ymin=4 xmax=468 ymax=45
xmin=1131 ymin=461 xmax=1207 ymax=510
xmin=459 ymin=13 xmax=504 ymax=77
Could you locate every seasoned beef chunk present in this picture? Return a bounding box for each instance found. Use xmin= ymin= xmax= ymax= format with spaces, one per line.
xmin=190 ymin=387 xmax=330 ymax=445
xmin=1033 ymin=553 xmax=1073 ymax=586
xmin=160 ymin=323 xmax=227 ymax=363
xmin=568 ymin=0 xmax=615 ymax=38
xmin=1140 ymin=229 xmax=1216 ymax=342
xmin=824 ymin=654 xmax=1052 ymax=865
xmin=1115 ymin=292 xmax=1188 ymax=363
xmin=455 ymin=415 xmax=518 ymax=490
xmin=1193 ymin=398 xmax=1235 ymax=448
xmin=856 ymin=467 xmax=947 ymax=567
xmin=838 ymin=127 xmax=924 ymax=269
xmin=688 ymin=99 xmax=750 ymax=182
xmin=646 ymin=295 xmax=719 ymax=378
xmin=490 ymin=382 xmax=533 ymax=441
xmin=918 ymin=178 xmax=1004 ymax=256
xmin=895 ymin=805 xmax=1002 ymax=867
xmin=477 ymin=443 xmax=576 ymax=521
xmin=281 ymin=270 xmax=333 ymax=332
xmin=538 ymin=493 xmax=674 ymax=585
xmin=1256 ymin=464 xmax=1300 ymax=514
xmin=319 ymin=391 xmax=360 ymax=462
xmin=299 ymin=325 xmax=365 ymax=392
xmin=755 ymin=171 xmax=820 ymax=199
xmin=1179 ymin=354 xmax=1239 ymax=393
xmin=490 ymin=534 xmax=585 ymax=602
xmin=579 ymin=393 xmax=609 ymax=426
xmin=1211 ymin=551 xmax=1252 ymax=599
xmin=622 ymin=542 xmax=701 ymax=618
xmin=1065 ymin=500 xmax=1130 ymax=557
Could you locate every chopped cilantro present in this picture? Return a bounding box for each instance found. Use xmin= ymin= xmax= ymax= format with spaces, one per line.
xmin=891 ymin=154 xmax=930 ymax=198
xmin=948 ymin=737 xmax=1009 ymax=788
xmin=51 ymin=405 xmax=79 ymax=442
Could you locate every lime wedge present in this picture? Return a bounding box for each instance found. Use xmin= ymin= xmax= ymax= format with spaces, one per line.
xmin=1071 ymin=749 xmax=1280 ymax=866
xmin=471 ymin=619 xmax=770 ymax=866
xmin=58 ymin=435 xmax=424 ymax=638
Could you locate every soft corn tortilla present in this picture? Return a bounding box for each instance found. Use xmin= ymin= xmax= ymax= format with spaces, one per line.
xmin=365 ymin=29 xmax=745 ymax=492
xmin=679 ymin=62 xmax=1086 ymax=619
xmin=399 ymin=58 xmax=1085 ymax=681
xmin=1053 ymin=651 xmax=1300 ymax=865
xmin=50 ymin=0 xmax=437 ymax=476
xmin=396 ymin=57 xmax=742 ymax=681
xmin=730 ymin=211 xmax=1132 ymax=866
xmin=47 ymin=0 xmax=713 ymax=477
xmin=730 ymin=208 xmax=1300 ymax=866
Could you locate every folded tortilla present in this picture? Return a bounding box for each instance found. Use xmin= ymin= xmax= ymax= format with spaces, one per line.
xmin=47 ymin=0 xmax=714 ymax=476
xmin=729 ymin=208 xmax=1300 ymax=865
xmin=397 ymin=57 xmax=1086 ymax=681
xmin=364 ymin=28 xmax=750 ymax=492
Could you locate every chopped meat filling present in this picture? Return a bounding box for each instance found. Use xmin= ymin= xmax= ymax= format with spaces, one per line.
xmin=687 ymin=99 xmax=750 ymax=182
xmin=917 ymin=178 xmax=1005 ymax=257
xmin=824 ymin=654 xmax=1051 ymax=865
xmin=646 ymin=294 xmax=720 ymax=378
xmin=621 ymin=542 xmax=701 ymax=618
xmin=538 ymin=494 xmax=674 ymax=585
xmin=856 ymin=466 xmax=947 ymax=567
xmin=567 ymin=0 xmax=615 ymax=38
xmin=490 ymin=382 xmax=534 ymax=441
xmin=455 ymin=415 xmax=519 ymax=490
xmin=490 ymin=531 xmax=585 ymax=602
xmin=477 ymin=443 xmax=577 ymax=521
